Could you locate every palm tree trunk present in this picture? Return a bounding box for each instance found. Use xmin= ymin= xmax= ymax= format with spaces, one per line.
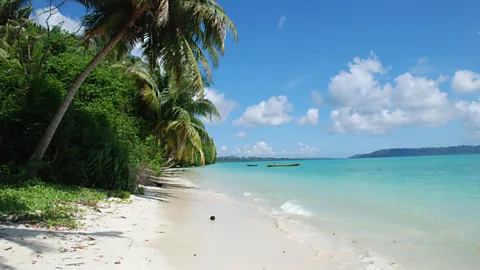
xmin=26 ymin=11 xmax=142 ymax=178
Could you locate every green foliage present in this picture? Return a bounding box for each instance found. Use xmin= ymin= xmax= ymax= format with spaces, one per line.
xmin=0 ymin=180 xmax=107 ymax=228
xmin=0 ymin=27 xmax=159 ymax=191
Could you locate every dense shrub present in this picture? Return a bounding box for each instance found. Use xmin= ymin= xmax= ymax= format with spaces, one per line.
xmin=0 ymin=27 xmax=156 ymax=191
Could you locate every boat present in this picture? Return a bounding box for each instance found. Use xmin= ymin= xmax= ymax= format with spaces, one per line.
xmin=247 ymin=164 xmax=258 ymax=167
xmin=266 ymin=163 xmax=300 ymax=167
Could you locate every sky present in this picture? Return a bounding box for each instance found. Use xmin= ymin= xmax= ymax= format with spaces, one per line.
xmin=31 ymin=0 xmax=480 ymax=158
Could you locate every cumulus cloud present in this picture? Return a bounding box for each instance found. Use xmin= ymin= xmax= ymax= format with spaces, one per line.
xmin=278 ymin=16 xmax=286 ymax=28
xmin=328 ymin=53 xmax=460 ymax=134
xmin=233 ymin=96 xmax=293 ymax=126
xmin=452 ymin=70 xmax=480 ymax=94
xmin=201 ymin=88 xmax=238 ymax=125
xmin=234 ymin=142 xmax=275 ymax=156
xmin=234 ymin=131 xmax=247 ymax=138
xmin=280 ymin=144 xmax=319 ymax=157
xmin=298 ymin=108 xmax=319 ymax=126
xmin=311 ymin=90 xmax=323 ymax=104
xmin=455 ymin=101 xmax=480 ymax=137
xmin=32 ymin=7 xmax=83 ymax=33
xmin=220 ymin=145 xmax=228 ymax=152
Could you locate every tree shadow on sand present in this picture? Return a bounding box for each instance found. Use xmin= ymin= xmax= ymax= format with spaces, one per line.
xmin=138 ymin=180 xmax=196 ymax=203
xmin=0 ymin=226 xmax=125 ymax=253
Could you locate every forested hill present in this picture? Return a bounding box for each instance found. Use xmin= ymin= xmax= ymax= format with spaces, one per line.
xmin=349 ymin=145 xmax=480 ymax=159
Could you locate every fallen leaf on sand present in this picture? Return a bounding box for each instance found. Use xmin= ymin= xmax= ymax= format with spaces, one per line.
xmin=120 ymin=216 xmax=127 ymax=219
xmin=99 ymin=255 xmax=104 ymax=258
xmin=4 ymin=247 xmax=12 ymax=251
xmin=145 ymin=239 xmax=149 ymax=242
xmin=115 ymin=261 xmax=121 ymax=264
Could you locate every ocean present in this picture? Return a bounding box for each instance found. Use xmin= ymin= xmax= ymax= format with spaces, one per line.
xmin=187 ymin=155 xmax=480 ymax=270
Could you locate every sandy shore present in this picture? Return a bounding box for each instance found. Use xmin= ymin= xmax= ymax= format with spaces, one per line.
xmin=156 ymin=179 xmax=349 ymax=270
xmin=0 ymin=186 xmax=170 ymax=270
xmin=1 ymin=177 xmax=354 ymax=270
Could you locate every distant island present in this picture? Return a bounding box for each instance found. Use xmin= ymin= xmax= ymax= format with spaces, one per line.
xmin=216 ymin=156 xmax=330 ymax=163
xmin=349 ymin=145 xmax=480 ymax=159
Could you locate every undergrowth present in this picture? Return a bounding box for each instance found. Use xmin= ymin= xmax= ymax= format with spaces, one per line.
xmin=0 ymin=179 xmax=130 ymax=228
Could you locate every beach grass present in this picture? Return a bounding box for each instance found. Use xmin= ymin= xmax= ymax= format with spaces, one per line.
xmin=0 ymin=179 xmax=128 ymax=228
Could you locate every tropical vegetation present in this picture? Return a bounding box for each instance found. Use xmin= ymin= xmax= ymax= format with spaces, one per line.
xmin=0 ymin=0 xmax=236 ymax=198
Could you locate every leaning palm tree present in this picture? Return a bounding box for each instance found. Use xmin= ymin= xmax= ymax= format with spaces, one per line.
xmin=27 ymin=0 xmax=237 ymax=177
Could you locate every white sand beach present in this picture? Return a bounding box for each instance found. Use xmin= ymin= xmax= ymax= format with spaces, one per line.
xmin=1 ymin=177 xmax=353 ymax=270
xmin=0 ymin=186 xmax=170 ymax=270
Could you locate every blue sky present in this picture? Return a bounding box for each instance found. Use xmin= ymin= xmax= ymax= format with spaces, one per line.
xmin=32 ymin=0 xmax=480 ymax=158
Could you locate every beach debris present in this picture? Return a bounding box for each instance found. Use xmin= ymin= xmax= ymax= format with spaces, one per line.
xmin=332 ymin=233 xmax=335 ymax=235
xmin=210 ymin=216 xmax=216 ymax=221
xmin=283 ymin=251 xmax=286 ymax=254
xmin=145 ymin=239 xmax=150 ymax=242
xmin=115 ymin=261 xmax=121 ymax=264
xmin=120 ymin=216 xmax=127 ymax=219
xmin=193 ymin=253 xmax=197 ymax=256
xmin=65 ymin=262 xmax=84 ymax=266
xmin=4 ymin=247 xmax=12 ymax=251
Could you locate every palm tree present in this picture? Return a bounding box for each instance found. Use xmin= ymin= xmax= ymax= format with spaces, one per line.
xmin=0 ymin=0 xmax=31 ymax=26
xmin=0 ymin=0 xmax=32 ymax=57
xmin=140 ymin=68 xmax=219 ymax=165
xmin=27 ymin=0 xmax=237 ymax=177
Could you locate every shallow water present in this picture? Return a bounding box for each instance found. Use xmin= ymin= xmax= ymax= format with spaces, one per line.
xmin=188 ymin=155 xmax=480 ymax=270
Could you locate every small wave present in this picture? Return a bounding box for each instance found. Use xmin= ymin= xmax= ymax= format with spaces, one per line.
xmin=243 ymin=192 xmax=252 ymax=197
xmin=280 ymin=200 xmax=312 ymax=217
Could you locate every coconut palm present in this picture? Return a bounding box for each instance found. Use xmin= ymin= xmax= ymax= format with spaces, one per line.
xmin=140 ymin=68 xmax=218 ymax=165
xmin=0 ymin=0 xmax=32 ymax=57
xmin=27 ymin=0 xmax=237 ymax=177
xmin=0 ymin=0 xmax=31 ymax=26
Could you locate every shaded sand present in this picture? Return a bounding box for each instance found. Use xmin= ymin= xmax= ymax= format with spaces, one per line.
xmin=0 ymin=186 xmax=170 ymax=270
xmin=156 ymin=183 xmax=353 ymax=270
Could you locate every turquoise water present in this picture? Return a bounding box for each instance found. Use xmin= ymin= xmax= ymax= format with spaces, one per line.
xmin=189 ymin=155 xmax=480 ymax=270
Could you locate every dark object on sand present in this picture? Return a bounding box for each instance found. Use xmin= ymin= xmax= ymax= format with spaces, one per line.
xmin=267 ymin=163 xmax=300 ymax=167
xmin=210 ymin=216 xmax=216 ymax=221
xmin=247 ymin=164 xmax=257 ymax=167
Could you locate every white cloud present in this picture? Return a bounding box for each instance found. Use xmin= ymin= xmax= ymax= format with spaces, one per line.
xmin=409 ymin=57 xmax=436 ymax=75
xmin=328 ymin=53 xmax=459 ymax=134
xmin=297 ymin=142 xmax=305 ymax=146
xmin=280 ymin=144 xmax=319 ymax=157
xmin=202 ymin=88 xmax=238 ymax=125
xmin=452 ymin=70 xmax=480 ymax=94
xmin=298 ymin=108 xmax=319 ymax=126
xmin=311 ymin=90 xmax=323 ymax=104
xmin=220 ymin=145 xmax=228 ymax=151
xmin=278 ymin=16 xmax=286 ymax=28
xmin=234 ymin=142 xmax=275 ymax=156
xmin=234 ymin=131 xmax=247 ymax=138
xmin=32 ymin=7 xmax=83 ymax=33
xmin=233 ymin=96 xmax=293 ymax=126
xmin=455 ymin=100 xmax=480 ymax=137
